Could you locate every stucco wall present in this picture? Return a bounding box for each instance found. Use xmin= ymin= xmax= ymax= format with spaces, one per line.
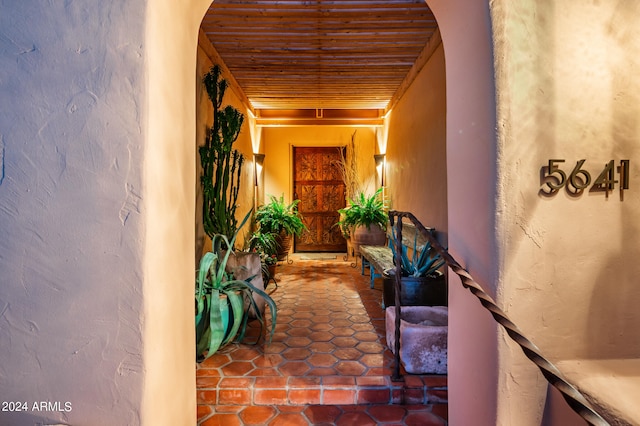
xmin=2 ymin=0 xmax=635 ymax=425
xmin=492 ymin=0 xmax=640 ymax=424
xmin=262 ymin=126 xmax=376 ymax=207
xmin=0 ymin=2 xmax=148 ymax=425
xmin=144 ymin=0 xmax=210 ymax=424
xmin=385 ymin=42 xmax=448 ymax=242
xmin=426 ymin=0 xmax=501 ymax=425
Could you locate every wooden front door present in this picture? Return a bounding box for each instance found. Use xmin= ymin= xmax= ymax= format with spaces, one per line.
xmin=293 ymin=147 xmax=347 ymax=252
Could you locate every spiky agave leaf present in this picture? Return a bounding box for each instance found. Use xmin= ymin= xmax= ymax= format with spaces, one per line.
xmin=235 ymin=279 xmax=278 ymax=345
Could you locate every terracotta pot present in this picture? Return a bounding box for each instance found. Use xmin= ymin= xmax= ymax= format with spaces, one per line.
xmin=267 ymin=264 xmax=277 ymax=279
xmin=351 ymin=225 xmax=386 ymax=255
xmin=224 ymin=251 xmax=264 ymax=317
xmin=274 ymin=231 xmax=293 ymax=261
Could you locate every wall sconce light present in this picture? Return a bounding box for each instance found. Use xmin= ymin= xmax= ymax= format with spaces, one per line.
xmin=254 ymin=153 xmax=265 ymax=187
xmin=374 ymin=154 xmax=386 ymax=187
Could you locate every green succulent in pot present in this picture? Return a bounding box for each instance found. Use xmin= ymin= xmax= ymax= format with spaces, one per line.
xmin=383 ymin=225 xmax=447 ymax=307
xmin=195 ymin=211 xmax=277 ymax=362
xmin=388 ymin=226 xmax=445 ymax=278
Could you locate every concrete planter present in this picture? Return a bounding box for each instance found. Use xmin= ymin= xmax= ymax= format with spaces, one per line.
xmin=385 ymin=306 xmax=448 ymax=374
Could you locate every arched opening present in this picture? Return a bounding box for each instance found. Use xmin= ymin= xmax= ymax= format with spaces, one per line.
xmin=4 ymin=1 xmax=639 ymax=425
xmin=144 ymin=0 xmax=498 ymax=424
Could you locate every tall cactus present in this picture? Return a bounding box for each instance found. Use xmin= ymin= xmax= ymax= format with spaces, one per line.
xmin=200 ymin=65 xmax=245 ymax=241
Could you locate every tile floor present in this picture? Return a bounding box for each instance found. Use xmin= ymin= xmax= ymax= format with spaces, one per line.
xmin=197 ymin=254 xmax=448 ymax=425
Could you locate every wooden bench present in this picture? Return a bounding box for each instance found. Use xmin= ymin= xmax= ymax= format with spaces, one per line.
xmin=360 ymin=222 xmax=435 ymax=289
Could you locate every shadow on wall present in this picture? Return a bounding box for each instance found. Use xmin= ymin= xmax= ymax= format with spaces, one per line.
xmin=587 ymin=6 xmax=640 ymax=358
xmin=541 ymin=386 xmax=589 ymax=425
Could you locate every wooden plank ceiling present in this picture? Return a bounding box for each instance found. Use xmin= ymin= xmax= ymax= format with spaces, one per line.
xmin=201 ymin=0 xmax=439 ymax=116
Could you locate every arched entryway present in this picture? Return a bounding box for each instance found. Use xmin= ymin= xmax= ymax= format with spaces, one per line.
xmin=145 ymin=0 xmax=498 ymax=424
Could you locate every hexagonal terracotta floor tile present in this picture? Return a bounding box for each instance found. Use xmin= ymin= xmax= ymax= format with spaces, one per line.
xmin=331 ymin=337 xmax=359 ymax=347
xmin=335 ymin=361 xmax=367 ymax=375
xmin=330 ymin=327 xmax=356 ymax=337
xmin=281 ymin=348 xmax=312 ymax=360
xmin=284 ymin=336 xmax=313 ymax=347
xmin=239 ymin=406 xmax=277 ymax=425
xmin=220 ymin=361 xmax=255 ymax=376
xmin=307 ymin=353 xmax=338 ymax=368
xmin=308 ymin=331 xmax=334 ymax=341
xmin=308 ymin=342 xmax=336 ymax=353
xmin=196 ymin=258 xmax=448 ymax=426
xmin=278 ymin=361 xmax=311 ymax=376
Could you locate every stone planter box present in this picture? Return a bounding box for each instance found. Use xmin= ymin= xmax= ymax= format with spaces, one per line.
xmin=385 ymin=306 xmax=448 ymax=374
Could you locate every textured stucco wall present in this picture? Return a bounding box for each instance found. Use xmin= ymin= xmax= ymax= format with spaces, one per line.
xmin=144 ymin=0 xmax=209 ymax=424
xmin=425 ymin=0 xmax=501 ymax=425
xmin=262 ymin=127 xmax=376 ymax=206
xmin=0 ymin=0 xmax=207 ymax=424
xmin=0 ymin=2 xmax=147 ymax=425
xmin=492 ymin=0 xmax=640 ymax=424
xmin=385 ymin=42 xmax=448 ymax=242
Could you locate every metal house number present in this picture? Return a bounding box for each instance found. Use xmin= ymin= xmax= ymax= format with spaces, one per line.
xmin=542 ymin=159 xmax=630 ymax=195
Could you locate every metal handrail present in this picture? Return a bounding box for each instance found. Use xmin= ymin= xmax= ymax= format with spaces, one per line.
xmin=388 ymin=210 xmax=608 ymax=426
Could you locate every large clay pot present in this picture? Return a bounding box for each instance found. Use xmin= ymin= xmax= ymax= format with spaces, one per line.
xmin=351 ymin=225 xmax=386 ymax=256
xmin=225 ymin=251 xmax=264 ymax=317
xmin=267 ymin=264 xmax=277 ymax=279
xmin=274 ymin=231 xmax=293 ymax=261
xmin=383 ymin=271 xmax=447 ymax=307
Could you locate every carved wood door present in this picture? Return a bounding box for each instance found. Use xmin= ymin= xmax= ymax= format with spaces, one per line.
xmin=293 ymin=147 xmax=347 ymax=252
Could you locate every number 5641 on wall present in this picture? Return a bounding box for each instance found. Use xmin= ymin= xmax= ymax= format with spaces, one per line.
xmin=542 ymin=159 xmax=630 ymax=195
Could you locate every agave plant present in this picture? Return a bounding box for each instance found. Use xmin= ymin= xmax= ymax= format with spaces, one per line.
xmin=389 ymin=226 xmax=445 ymax=278
xmin=195 ymin=212 xmax=277 ymax=362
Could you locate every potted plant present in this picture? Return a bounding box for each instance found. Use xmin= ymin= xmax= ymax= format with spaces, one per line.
xmin=195 ymin=213 xmax=277 ymax=363
xmin=245 ymin=230 xmax=278 ymax=284
xmin=337 ymin=187 xmax=388 ymax=255
xmin=255 ymin=194 xmax=306 ymax=261
xmin=383 ymin=227 xmax=447 ymax=307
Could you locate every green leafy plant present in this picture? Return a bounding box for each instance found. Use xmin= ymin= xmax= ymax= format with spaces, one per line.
xmin=389 ymin=227 xmax=445 ymax=278
xmin=199 ymin=64 xmax=245 ymax=242
xmin=255 ymin=194 xmax=306 ymax=237
xmin=338 ymin=187 xmax=388 ymax=232
xmin=195 ymin=211 xmax=277 ymax=362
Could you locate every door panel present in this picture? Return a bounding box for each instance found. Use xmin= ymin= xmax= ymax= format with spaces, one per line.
xmin=293 ymin=147 xmax=347 ymax=252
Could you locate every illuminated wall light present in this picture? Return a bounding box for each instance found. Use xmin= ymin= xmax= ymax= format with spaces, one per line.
xmin=247 ymin=107 xmax=262 ymax=153
xmin=253 ymin=153 xmax=265 ymax=187
xmin=376 ymin=109 xmax=392 ymax=154
xmin=374 ymin=153 xmax=386 ymax=187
